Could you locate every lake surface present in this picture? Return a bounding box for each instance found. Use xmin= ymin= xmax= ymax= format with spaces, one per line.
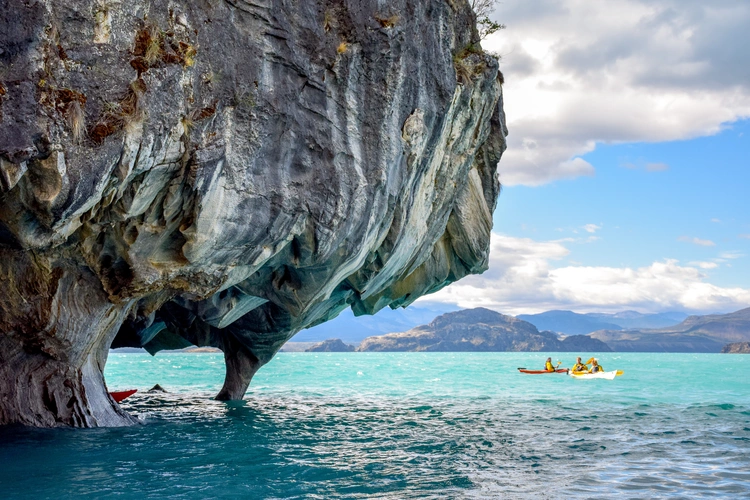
xmin=1 ymin=352 xmax=749 ymax=498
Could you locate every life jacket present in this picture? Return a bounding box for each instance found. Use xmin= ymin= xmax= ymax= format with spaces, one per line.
xmin=573 ymin=363 xmax=586 ymax=372
xmin=545 ymin=361 xmax=555 ymax=371
xmin=591 ymin=364 xmax=604 ymax=373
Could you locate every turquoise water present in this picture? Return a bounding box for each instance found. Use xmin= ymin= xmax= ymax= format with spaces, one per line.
xmin=1 ymin=352 xmax=749 ymax=498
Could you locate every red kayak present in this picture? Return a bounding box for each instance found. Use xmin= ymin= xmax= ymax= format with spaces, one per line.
xmin=517 ymin=368 xmax=569 ymax=374
xmin=110 ymin=389 xmax=137 ymax=402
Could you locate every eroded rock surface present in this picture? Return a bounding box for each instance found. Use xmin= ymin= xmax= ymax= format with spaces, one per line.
xmin=0 ymin=0 xmax=507 ymax=426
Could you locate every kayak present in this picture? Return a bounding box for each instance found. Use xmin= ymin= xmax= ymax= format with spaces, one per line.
xmin=110 ymin=389 xmax=137 ymax=402
xmin=568 ymin=370 xmax=622 ymax=380
xmin=517 ymin=368 xmax=569 ymax=374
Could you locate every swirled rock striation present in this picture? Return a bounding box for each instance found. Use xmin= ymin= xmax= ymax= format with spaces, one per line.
xmin=0 ymin=0 xmax=507 ymax=427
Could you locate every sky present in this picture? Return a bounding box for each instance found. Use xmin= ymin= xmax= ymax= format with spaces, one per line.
xmin=419 ymin=0 xmax=750 ymax=316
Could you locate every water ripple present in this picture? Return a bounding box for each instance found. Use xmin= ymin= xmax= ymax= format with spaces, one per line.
xmin=2 ymin=352 xmax=749 ymax=499
xmin=1 ymin=392 xmax=748 ymax=499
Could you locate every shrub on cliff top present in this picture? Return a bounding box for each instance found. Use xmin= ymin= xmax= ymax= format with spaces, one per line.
xmin=470 ymin=0 xmax=506 ymax=40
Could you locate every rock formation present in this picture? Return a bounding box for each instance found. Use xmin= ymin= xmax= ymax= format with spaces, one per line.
xmin=305 ymin=338 xmax=355 ymax=352
xmin=357 ymin=308 xmax=612 ymax=352
xmin=721 ymin=342 xmax=750 ymax=354
xmin=0 ymin=0 xmax=506 ymax=426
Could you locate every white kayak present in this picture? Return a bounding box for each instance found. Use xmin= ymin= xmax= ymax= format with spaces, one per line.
xmin=568 ymin=370 xmax=620 ymax=380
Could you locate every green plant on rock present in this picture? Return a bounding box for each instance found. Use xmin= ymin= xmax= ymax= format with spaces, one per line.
xmin=455 ymin=43 xmax=483 ymax=60
xmin=477 ymin=17 xmax=505 ymax=40
xmin=144 ymin=27 xmax=163 ymax=66
xmin=470 ymin=0 xmax=506 ymax=40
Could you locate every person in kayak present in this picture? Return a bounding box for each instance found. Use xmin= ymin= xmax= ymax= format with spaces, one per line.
xmin=590 ymin=359 xmax=604 ymax=373
xmin=572 ymin=357 xmax=588 ymax=373
xmin=544 ymin=357 xmax=556 ymax=372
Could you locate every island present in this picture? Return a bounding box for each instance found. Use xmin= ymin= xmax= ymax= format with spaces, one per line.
xmin=305 ymin=339 xmax=356 ymax=353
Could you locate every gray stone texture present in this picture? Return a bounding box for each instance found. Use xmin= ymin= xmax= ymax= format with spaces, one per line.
xmin=0 ymin=0 xmax=506 ymax=426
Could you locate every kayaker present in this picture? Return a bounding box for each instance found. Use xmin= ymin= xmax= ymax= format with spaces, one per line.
xmin=590 ymin=359 xmax=604 ymax=373
xmin=572 ymin=357 xmax=588 ymax=373
xmin=544 ymin=357 xmax=556 ymax=372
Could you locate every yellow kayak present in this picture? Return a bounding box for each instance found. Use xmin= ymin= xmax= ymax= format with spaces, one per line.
xmin=569 ymin=370 xmax=624 ymax=380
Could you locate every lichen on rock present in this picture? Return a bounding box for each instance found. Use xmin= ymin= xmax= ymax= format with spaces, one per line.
xmin=0 ymin=0 xmax=507 ymax=427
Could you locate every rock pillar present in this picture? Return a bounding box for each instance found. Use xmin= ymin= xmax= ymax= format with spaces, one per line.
xmin=0 ymin=251 xmax=136 ymax=427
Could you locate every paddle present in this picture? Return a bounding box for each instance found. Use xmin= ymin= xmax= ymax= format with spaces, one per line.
xmin=554 ymin=360 xmax=571 ymax=373
xmin=616 ymin=370 xmax=624 ymax=376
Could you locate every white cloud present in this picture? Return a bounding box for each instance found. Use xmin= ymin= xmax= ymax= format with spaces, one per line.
xmin=484 ymin=0 xmax=750 ymax=186
xmin=739 ymin=234 xmax=750 ymax=240
xmin=420 ymin=233 xmax=750 ymax=315
xmin=719 ymin=251 xmax=744 ymax=260
xmin=645 ymin=162 xmax=669 ymax=172
xmin=678 ymin=236 xmax=716 ymax=247
xmin=689 ymin=261 xmax=719 ymax=269
xmin=711 ymin=218 xmax=722 ymax=223
xmin=583 ymin=223 xmax=601 ymax=233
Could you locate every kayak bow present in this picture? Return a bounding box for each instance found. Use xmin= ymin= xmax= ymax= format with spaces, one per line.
xmin=110 ymin=389 xmax=137 ymax=402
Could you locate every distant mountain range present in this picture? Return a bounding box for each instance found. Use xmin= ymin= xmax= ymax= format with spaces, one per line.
xmin=590 ymin=307 xmax=750 ymax=352
xmin=517 ymin=310 xmax=688 ymax=335
xmin=302 ymin=306 xmax=750 ymax=353
xmin=357 ymin=308 xmax=611 ymax=352
xmin=293 ymin=306 xmax=690 ymax=343
xmin=291 ymin=304 xmax=749 ymax=353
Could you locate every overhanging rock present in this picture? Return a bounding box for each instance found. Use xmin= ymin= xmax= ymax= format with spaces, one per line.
xmin=0 ymin=0 xmax=507 ymax=427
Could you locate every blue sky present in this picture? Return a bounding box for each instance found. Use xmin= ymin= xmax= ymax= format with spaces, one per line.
xmin=496 ymin=119 xmax=750 ymax=287
xmin=419 ymin=0 xmax=750 ymax=315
